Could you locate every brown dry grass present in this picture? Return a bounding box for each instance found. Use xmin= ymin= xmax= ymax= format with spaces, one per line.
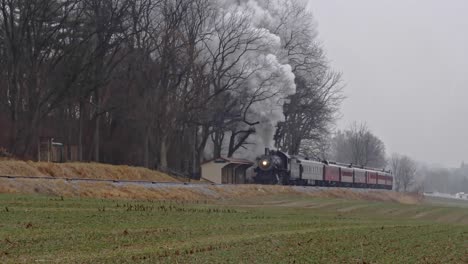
xmin=0 ymin=178 xmax=421 ymax=205
xmin=0 ymin=160 xmax=179 ymax=182
xmin=0 ymin=178 xmax=212 ymax=200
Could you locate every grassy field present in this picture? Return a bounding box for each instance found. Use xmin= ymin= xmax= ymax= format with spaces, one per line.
xmin=0 ymin=194 xmax=467 ymax=264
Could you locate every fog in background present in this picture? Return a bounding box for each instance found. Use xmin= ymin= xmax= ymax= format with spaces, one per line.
xmin=308 ymin=0 xmax=468 ymax=168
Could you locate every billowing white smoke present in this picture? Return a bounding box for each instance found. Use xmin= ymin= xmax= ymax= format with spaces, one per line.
xmin=241 ymin=53 xmax=295 ymax=156
xmin=204 ymin=0 xmax=302 ymax=159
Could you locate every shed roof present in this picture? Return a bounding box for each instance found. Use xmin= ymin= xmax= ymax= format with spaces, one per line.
xmin=202 ymin=157 xmax=253 ymax=165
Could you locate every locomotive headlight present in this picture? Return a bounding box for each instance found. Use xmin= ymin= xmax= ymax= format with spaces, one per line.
xmin=260 ymin=159 xmax=270 ymax=168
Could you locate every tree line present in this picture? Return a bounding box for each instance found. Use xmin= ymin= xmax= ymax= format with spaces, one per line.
xmin=419 ymin=163 xmax=468 ymax=194
xmin=0 ymin=0 xmax=343 ymax=177
xmin=322 ymin=122 xmax=418 ymax=192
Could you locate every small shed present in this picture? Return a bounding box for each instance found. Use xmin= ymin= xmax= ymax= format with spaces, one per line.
xmin=201 ymin=157 xmax=254 ymax=184
xmin=38 ymin=137 xmax=65 ymax=163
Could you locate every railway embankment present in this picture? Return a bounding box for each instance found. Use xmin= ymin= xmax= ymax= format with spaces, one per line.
xmin=0 ymin=159 xmax=422 ymax=204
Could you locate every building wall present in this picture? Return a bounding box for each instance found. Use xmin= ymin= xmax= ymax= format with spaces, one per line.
xmin=201 ymin=162 xmax=227 ymax=184
xmin=234 ymin=165 xmax=247 ymax=184
xmin=202 ymin=161 xmax=252 ymax=184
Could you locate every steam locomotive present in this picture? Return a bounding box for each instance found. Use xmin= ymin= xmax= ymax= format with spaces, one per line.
xmin=254 ymin=148 xmax=393 ymax=190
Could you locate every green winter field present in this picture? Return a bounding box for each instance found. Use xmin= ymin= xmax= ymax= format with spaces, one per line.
xmin=0 ymin=193 xmax=467 ymax=263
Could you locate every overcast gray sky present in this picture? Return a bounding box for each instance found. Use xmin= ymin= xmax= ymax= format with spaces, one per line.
xmin=307 ymin=0 xmax=468 ymax=168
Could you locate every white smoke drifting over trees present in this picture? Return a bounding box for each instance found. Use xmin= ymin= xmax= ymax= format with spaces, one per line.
xmin=204 ymin=0 xmax=343 ymax=159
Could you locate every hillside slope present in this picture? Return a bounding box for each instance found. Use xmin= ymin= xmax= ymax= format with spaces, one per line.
xmin=0 ymin=177 xmax=421 ymax=205
xmin=0 ymin=160 xmax=178 ymax=182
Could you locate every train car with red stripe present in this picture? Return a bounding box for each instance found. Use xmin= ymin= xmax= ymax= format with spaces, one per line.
xmin=340 ymin=167 xmax=354 ymax=187
xmin=255 ymin=149 xmax=393 ymax=190
xmin=367 ymin=171 xmax=378 ymax=187
xmin=384 ymin=172 xmax=393 ymax=190
xmin=323 ymin=165 xmax=340 ymax=186
xmin=385 ymin=174 xmax=393 ymax=190
xmin=353 ymin=168 xmax=367 ymax=188
xmin=377 ymin=172 xmax=387 ymax=188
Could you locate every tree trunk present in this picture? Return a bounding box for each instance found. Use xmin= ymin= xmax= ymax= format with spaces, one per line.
xmin=8 ymin=69 xmax=21 ymax=155
xmin=94 ymin=114 xmax=100 ymax=162
xmin=212 ymin=130 xmax=224 ymax=158
xmin=93 ymin=89 xmax=101 ymax=162
xmin=78 ymin=100 xmax=84 ymax=161
xmin=21 ymin=110 xmax=40 ymax=158
xmin=193 ymin=126 xmax=210 ymax=179
xmin=192 ymin=127 xmax=199 ymax=179
xmin=9 ymin=111 xmax=18 ymax=155
xmin=159 ymin=135 xmax=168 ymax=171
xmin=144 ymin=126 xmax=150 ymax=168
xmin=227 ymin=129 xmax=255 ymax=157
xmin=227 ymin=132 xmax=235 ymax=158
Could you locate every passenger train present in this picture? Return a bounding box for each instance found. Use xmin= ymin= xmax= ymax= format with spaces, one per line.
xmin=254 ymin=148 xmax=393 ymax=190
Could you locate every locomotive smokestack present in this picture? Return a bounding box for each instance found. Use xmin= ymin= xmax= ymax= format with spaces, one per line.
xmin=265 ymin=148 xmax=270 ymax=155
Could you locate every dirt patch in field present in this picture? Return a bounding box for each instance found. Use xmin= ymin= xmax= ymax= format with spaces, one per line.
xmin=0 ymin=178 xmax=422 ymax=205
xmin=0 ymin=160 xmax=178 ymax=182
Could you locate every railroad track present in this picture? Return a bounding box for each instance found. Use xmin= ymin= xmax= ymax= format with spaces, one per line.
xmin=0 ymin=175 xmax=212 ymax=186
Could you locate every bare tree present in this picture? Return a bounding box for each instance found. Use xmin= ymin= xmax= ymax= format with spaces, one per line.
xmin=0 ymin=0 xmax=344 ymax=180
xmin=331 ymin=123 xmax=386 ymax=168
xmin=266 ymin=0 xmax=344 ymax=156
xmin=298 ymin=135 xmax=331 ymax=161
xmin=201 ymin=8 xmax=264 ymax=158
xmin=391 ymin=153 xmax=417 ymax=192
xmin=0 ymin=0 xmax=90 ymax=157
xmin=276 ymin=72 xmax=343 ymax=155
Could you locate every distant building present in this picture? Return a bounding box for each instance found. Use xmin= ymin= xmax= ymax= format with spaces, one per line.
xmin=201 ymin=157 xmax=254 ymax=184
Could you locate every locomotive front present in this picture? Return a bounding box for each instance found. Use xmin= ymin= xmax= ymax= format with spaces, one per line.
xmin=254 ymin=148 xmax=290 ymax=185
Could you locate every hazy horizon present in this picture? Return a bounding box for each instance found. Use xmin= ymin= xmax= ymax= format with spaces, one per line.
xmin=308 ymin=0 xmax=468 ymax=168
